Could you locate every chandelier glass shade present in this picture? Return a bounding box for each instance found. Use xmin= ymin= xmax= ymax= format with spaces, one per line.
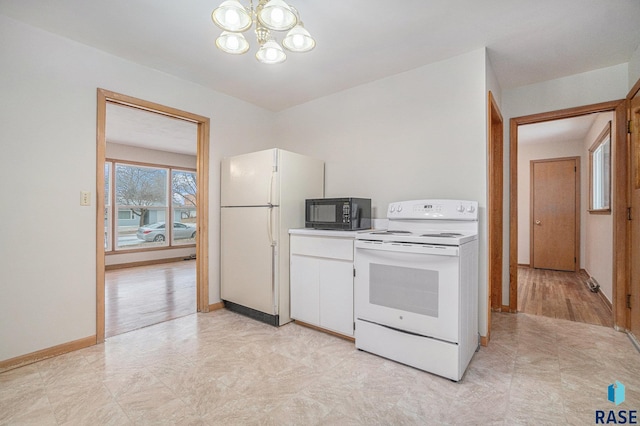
xmin=212 ymin=0 xmax=315 ymax=64
xmin=216 ymin=31 xmax=250 ymax=54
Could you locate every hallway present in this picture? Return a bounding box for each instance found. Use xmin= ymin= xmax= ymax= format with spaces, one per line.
xmin=517 ymin=266 xmax=613 ymax=327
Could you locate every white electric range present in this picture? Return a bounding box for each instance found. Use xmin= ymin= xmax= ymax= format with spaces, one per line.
xmin=354 ymin=199 xmax=479 ymax=381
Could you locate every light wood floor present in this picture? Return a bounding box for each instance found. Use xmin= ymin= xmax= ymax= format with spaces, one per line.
xmin=105 ymin=260 xmax=197 ymax=338
xmin=517 ymin=266 xmax=613 ymax=327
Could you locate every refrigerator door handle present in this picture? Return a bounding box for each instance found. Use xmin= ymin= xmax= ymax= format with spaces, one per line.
xmin=271 ymin=244 xmax=277 ymax=314
xmin=267 ymin=204 xmax=275 ymax=246
xmin=267 ymin=193 xmax=277 ymax=314
xmin=268 ymin=171 xmax=273 ymax=206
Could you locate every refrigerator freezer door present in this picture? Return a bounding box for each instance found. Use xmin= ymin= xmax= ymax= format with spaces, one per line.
xmin=221 ymin=206 xmax=278 ymax=315
xmin=221 ymin=149 xmax=279 ymax=207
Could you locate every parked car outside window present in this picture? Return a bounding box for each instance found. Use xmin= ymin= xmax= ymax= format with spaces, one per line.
xmin=136 ymin=222 xmax=196 ymax=242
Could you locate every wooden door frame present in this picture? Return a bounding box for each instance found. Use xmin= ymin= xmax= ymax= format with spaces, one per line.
xmin=627 ymin=79 xmax=640 ymax=335
xmin=509 ymin=99 xmax=628 ymax=328
xmin=96 ymin=89 xmax=210 ymax=343
xmin=487 ymin=91 xmax=504 ymax=344
xmin=529 ymin=156 xmax=581 ymax=272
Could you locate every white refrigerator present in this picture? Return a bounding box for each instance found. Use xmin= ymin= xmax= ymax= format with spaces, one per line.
xmin=220 ymin=148 xmax=324 ymax=326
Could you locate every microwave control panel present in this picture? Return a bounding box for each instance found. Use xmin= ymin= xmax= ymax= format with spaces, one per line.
xmin=342 ymin=202 xmax=351 ymax=223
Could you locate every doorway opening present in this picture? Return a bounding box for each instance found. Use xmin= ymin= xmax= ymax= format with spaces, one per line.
xmin=96 ymin=89 xmax=210 ymax=343
xmin=509 ymin=100 xmax=628 ymax=329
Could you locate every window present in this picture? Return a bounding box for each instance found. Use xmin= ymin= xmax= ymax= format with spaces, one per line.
xmin=104 ymin=163 xmax=112 ymax=251
xmin=104 ymin=160 xmax=197 ymax=252
xmin=172 ymin=169 xmax=197 ymax=245
xmin=115 ymin=163 xmax=168 ymax=249
xmin=589 ymin=121 xmax=611 ymax=213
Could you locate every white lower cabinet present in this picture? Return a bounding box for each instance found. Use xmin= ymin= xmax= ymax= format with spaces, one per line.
xmin=289 ymin=232 xmax=355 ymax=338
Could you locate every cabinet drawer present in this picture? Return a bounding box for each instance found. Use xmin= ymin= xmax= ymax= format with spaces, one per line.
xmin=290 ymin=235 xmax=354 ymax=261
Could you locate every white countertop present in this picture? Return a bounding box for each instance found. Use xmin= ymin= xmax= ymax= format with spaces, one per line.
xmin=288 ymin=228 xmax=370 ymax=238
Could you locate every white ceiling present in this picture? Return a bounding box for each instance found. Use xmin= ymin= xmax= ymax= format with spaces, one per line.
xmin=2 ymin=1 xmax=638 ymax=154
xmin=1 ymin=0 xmax=639 ymax=113
xmin=106 ymin=104 xmax=198 ymax=155
xmin=518 ymin=114 xmax=601 ymax=146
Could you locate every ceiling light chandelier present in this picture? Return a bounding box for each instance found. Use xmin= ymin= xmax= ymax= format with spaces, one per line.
xmin=212 ymin=0 xmax=315 ymax=64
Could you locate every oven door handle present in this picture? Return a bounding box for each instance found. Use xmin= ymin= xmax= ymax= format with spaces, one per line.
xmin=355 ymin=240 xmax=459 ymax=256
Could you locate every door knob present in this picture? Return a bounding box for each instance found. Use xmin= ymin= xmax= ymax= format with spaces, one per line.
xmin=535 ymin=220 xmax=541 ymax=225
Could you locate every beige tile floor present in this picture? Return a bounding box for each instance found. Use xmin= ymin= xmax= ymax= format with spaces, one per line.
xmin=1 ymin=310 xmax=639 ymax=425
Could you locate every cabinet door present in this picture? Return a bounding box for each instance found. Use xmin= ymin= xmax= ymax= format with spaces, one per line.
xmin=319 ymin=258 xmax=354 ymax=337
xmin=290 ymin=254 xmax=320 ymax=325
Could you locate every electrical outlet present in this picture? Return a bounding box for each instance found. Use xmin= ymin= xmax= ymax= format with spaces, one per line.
xmin=80 ymin=191 xmax=91 ymax=206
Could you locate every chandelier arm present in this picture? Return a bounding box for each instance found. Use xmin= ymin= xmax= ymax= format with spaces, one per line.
xmin=289 ymin=5 xmax=301 ymax=21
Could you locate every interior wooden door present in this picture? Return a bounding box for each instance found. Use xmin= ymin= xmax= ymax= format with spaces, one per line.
xmin=629 ymin=88 xmax=640 ymax=338
xmin=530 ymin=157 xmax=580 ymax=271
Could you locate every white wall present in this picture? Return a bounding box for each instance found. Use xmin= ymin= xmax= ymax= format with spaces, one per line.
xmin=501 ymin=63 xmax=629 ymax=306
xmin=105 ymin=143 xmax=197 ymax=267
xmin=275 ymin=48 xmax=491 ymax=337
xmin=582 ymin=113 xmax=615 ymax=303
xmin=629 ymin=44 xmax=640 ymax=90
xmin=0 ymin=15 xmax=274 ymax=362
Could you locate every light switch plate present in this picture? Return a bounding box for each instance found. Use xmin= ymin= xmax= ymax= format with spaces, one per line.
xmin=80 ymin=191 xmax=91 ymax=206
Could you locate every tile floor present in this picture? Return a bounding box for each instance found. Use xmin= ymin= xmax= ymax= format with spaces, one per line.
xmin=1 ymin=310 xmax=639 ymax=425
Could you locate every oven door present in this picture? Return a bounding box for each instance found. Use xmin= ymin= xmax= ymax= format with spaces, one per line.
xmin=354 ymin=240 xmax=460 ymax=343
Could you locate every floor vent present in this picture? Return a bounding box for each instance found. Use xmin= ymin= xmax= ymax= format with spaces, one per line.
xmin=586 ymin=276 xmax=600 ymax=293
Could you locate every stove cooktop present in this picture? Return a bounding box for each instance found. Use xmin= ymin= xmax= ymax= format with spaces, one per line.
xmin=357 ymin=229 xmax=477 ymax=246
xmin=357 ymin=200 xmax=479 ymax=246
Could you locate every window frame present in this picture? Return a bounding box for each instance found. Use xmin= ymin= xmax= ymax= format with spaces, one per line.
xmin=588 ymin=121 xmax=612 ymax=214
xmin=105 ymin=159 xmax=197 ymax=253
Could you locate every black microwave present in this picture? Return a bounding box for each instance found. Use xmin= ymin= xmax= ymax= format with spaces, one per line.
xmin=305 ymin=198 xmax=372 ymax=230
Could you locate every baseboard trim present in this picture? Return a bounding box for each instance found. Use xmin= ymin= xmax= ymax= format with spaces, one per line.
xmin=0 ymin=335 xmax=96 ymax=374
xmin=105 ymin=256 xmax=193 ymax=271
xmin=294 ymin=320 xmax=355 ymax=342
xmin=597 ymin=290 xmax=613 ymax=312
xmin=480 ymin=335 xmax=489 ymax=347
xmin=491 ymin=305 xmax=517 ymax=313
xmin=208 ymin=302 xmax=224 ymax=311
xmin=502 ymin=305 xmax=517 ymax=313
xmin=628 ymin=332 xmax=640 ymax=354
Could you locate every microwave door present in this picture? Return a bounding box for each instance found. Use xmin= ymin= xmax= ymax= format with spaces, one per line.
xmin=309 ymin=203 xmax=338 ymax=224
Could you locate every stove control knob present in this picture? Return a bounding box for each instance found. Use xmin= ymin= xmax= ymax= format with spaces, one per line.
xmin=467 ymin=205 xmax=476 ymax=213
xmin=397 ymin=205 xmax=403 ymax=212
xmin=457 ymin=205 xmax=465 ymax=213
xmin=390 ymin=205 xmax=396 ymax=213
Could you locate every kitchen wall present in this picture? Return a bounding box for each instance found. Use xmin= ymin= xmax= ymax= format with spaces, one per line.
xmin=0 ymin=15 xmax=274 ymax=362
xmin=502 ymin=64 xmax=629 ymax=306
xmin=105 ymin=143 xmax=197 ymax=267
xmin=274 ymin=48 xmax=494 ymax=338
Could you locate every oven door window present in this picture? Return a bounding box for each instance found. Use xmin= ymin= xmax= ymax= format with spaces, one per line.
xmin=370 ymin=264 xmax=439 ymax=317
xmin=355 ymin=248 xmax=459 ymax=343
